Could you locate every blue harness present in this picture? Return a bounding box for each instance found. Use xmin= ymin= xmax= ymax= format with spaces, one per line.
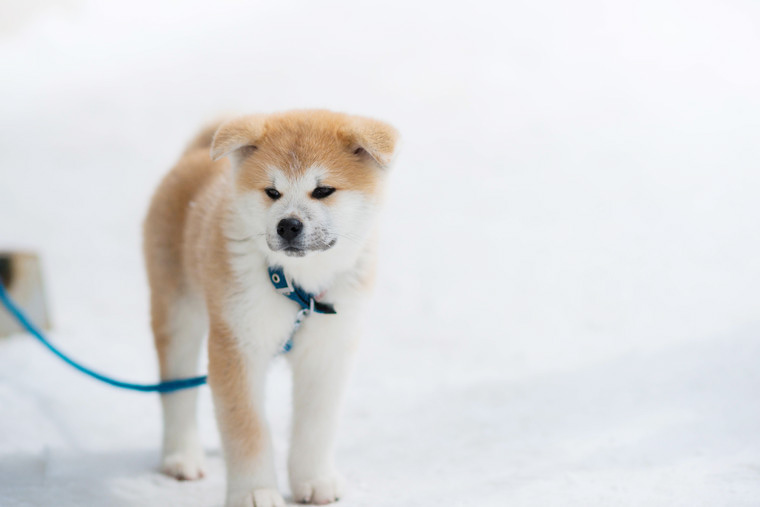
xmin=268 ymin=266 xmax=336 ymax=315
xmin=0 ymin=267 xmax=335 ymax=393
xmin=267 ymin=266 xmax=336 ymax=352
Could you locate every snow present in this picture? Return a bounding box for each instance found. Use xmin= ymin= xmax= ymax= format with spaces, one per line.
xmin=1 ymin=0 xmax=760 ymax=505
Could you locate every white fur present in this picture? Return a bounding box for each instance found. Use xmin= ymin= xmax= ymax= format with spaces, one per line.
xmin=228 ymin=165 xmax=379 ymax=291
xmin=286 ymin=280 xmax=363 ymax=504
xmin=209 ymin=163 xmax=378 ymax=505
xmin=160 ymin=293 xmax=208 ymax=480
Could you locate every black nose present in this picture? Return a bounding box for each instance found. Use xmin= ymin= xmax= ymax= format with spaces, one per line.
xmin=277 ymin=218 xmax=303 ymax=242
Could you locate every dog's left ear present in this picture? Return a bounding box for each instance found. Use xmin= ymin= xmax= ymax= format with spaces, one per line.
xmin=210 ymin=115 xmax=267 ymax=161
xmin=343 ymin=116 xmax=399 ymax=168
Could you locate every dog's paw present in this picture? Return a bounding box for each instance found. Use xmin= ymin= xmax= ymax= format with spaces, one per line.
xmin=226 ymin=488 xmax=286 ymax=507
xmin=161 ymin=450 xmax=206 ymax=481
xmin=291 ymin=472 xmax=345 ymax=505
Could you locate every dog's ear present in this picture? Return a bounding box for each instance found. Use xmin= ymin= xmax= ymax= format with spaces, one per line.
xmin=210 ymin=115 xmax=267 ymax=161
xmin=343 ymin=116 xmax=399 ymax=168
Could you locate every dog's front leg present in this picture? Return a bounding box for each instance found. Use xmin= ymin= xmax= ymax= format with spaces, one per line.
xmin=208 ymin=320 xmax=284 ymax=507
xmin=286 ymin=312 xmax=359 ymax=504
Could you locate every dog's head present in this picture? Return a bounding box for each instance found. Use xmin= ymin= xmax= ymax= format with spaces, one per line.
xmin=211 ymin=110 xmax=398 ymax=262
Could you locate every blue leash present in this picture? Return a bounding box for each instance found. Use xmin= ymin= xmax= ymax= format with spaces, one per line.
xmin=0 ymin=281 xmax=206 ymax=393
xmin=0 ymin=268 xmax=335 ymax=393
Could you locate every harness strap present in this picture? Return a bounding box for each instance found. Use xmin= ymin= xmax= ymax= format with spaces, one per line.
xmin=268 ymin=266 xmax=337 ymax=352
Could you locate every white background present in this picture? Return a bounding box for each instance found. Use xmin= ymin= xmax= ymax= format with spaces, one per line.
xmin=1 ymin=1 xmax=759 ymax=505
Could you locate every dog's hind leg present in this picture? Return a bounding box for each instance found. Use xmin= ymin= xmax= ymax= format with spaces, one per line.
xmin=152 ymin=290 xmax=208 ymax=480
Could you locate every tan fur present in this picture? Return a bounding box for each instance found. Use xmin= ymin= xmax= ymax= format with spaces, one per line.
xmin=143 ymin=138 xmax=226 ymax=374
xmin=216 ymin=110 xmax=398 ymax=198
xmin=207 ymin=316 xmax=264 ymax=459
xmin=143 ymin=109 xmax=397 ymax=484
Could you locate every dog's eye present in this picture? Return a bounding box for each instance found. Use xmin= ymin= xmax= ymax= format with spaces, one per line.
xmin=311 ymin=186 xmax=336 ymax=199
xmin=265 ymin=188 xmax=281 ymax=200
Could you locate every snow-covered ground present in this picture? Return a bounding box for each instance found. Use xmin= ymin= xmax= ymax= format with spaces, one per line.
xmin=1 ymin=1 xmax=760 ymax=505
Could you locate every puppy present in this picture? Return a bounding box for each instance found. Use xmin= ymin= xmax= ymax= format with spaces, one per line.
xmin=143 ymin=110 xmax=398 ymax=506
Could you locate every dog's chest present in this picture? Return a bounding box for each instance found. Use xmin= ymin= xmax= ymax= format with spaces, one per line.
xmin=222 ymin=265 xmax=300 ymax=352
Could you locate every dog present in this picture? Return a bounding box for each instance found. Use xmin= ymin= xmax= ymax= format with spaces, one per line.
xmin=143 ymin=110 xmax=398 ymax=506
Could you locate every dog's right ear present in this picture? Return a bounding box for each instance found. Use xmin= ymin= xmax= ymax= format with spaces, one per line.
xmin=210 ymin=115 xmax=267 ymax=161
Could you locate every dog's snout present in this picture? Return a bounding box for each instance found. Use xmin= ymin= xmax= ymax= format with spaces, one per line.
xmin=277 ymin=218 xmax=303 ymax=241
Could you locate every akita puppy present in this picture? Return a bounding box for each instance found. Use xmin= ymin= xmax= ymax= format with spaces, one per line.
xmin=143 ymin=110 xmax=398 ymax=506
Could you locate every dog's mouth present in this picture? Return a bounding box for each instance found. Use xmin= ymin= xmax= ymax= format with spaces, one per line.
xmin=271 ymin=238 xmax=337 ymax=257
xmin=283 ymin=246 xmax=306 ymax=257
